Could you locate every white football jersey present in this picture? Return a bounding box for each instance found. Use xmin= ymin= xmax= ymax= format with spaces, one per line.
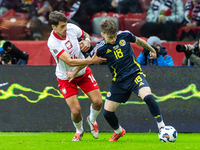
xmin=47 ymin=23 xmax=87 ymax=80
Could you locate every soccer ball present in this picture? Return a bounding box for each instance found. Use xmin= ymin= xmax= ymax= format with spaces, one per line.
xmin=158 ymin=126 xmax=177 ymax=142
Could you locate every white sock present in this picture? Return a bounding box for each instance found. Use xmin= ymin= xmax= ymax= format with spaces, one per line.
xmin=89 ymin=104 xmax=101 ymax=124
xmin=73 ymin=119 xmax=83 ymax=134
xmin=157 ymin=120 xmax=165 ymax=129
xmin=114 ymin=125 xmax=122 ymax=134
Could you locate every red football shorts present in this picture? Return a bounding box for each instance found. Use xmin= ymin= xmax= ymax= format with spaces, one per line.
xmin=57 ymin=67 xmax=99 ymax=99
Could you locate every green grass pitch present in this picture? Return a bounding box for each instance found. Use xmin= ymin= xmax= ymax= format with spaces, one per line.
xmin=0 ymin=132 xmax=199 ymax=150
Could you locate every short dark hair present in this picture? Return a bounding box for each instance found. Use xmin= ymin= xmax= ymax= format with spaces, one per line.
xmin=49 ymin=11 xmax=67 ymax=26
xmin=100 ymin=18 xmax=118 ymax=35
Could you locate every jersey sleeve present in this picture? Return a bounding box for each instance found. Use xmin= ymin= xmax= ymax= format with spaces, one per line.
xmin=48 ymin=39 xmax=65 ymax=58
xmin=90 ymin=45 xmax=97 ymax=57
xmin=118 ymin=30 xmax=136 ymax=43
xmin=90 ymin=40 xmax=105 ymax=57
xmin=125 ymin=30 xmax=136 ymax=43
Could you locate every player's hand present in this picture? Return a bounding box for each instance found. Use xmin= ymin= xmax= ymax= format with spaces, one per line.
xmin=149 ymin=51 xmax=157 ymax=59
xmin=79 ymin=40 xmax=90 ymax=52
xmin=66 ymin=70 xmax=76 ymax=82
xmin=91 ymin=51 xmax=107 ymax=64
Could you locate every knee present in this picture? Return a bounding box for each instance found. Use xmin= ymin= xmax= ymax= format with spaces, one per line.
xmin=96 ymin=98 xmax=103 ymax=107
xmin=103 ymin=109 xmax=114 ymax=119
xmin=71 ymin=106 xmax=81 ymax=117
xmin=93 ymin=97 xmax=103 ymax=109
xmin=143 ymin=94 xmax=154 ymax=103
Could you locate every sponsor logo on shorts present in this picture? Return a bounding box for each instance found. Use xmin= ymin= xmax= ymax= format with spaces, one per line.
xmin=107 ymin=92 xmax=111 ymax=97
xmin=139 ymin=82 xmax=144 ymax=87
xmin=94 ymin=83 xmax=97 ymax=86
xmin=62 ymin=88 xmax=67 ymax=94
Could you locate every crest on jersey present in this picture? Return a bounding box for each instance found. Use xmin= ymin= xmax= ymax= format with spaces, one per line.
xmin=107 ymin=92 xmax=111 ymax=97
xmin=53 ymin=49 xmax=58 ymax=55
xmin=65 ymin=40 xmax=73 ymax=50
xmin=62 ymin=88 xmax=67 ymax=94
xmin=119 ymin=40 xmax=126 ymax=46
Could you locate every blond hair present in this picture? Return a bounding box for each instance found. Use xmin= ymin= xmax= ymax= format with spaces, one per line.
xmin=100 ymin=18 xmax=118 ymax=35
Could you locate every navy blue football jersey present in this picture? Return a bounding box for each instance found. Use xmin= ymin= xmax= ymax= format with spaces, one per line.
xmin=90 ymin=30 xmax=143 ymax=82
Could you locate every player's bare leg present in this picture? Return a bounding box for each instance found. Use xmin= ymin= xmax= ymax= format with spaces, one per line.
xmin=65 ymin=95 xmax=84 ymax=141
xmin=86 ymin=89 xmax=102 ymax=139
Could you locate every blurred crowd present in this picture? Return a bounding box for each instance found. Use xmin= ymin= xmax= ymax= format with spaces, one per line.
xmin=1 ymin=0 xmax=200 ymax=66
xmin=0 ymin=0 xmax=198 ymax=42
xmin=0 ymin=0 xmax=142 ymax=41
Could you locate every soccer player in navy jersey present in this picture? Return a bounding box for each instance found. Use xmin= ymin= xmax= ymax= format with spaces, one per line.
xmin=90 ymin=18 xmax=165 ymax=141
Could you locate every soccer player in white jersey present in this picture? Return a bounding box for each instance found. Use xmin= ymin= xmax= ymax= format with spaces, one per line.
xmin=47 ymin=11 xmax=106 ymax=141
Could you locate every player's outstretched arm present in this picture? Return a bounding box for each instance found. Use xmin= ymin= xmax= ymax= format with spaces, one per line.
xmin=66 ymin=56 xmax=91 ymax=82
xmin=135 ymin=37 xmax=157 ymax=59
xmin=59 ymin=50 xmax=106 ymax=66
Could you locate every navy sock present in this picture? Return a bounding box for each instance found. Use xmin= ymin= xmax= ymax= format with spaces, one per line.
xmin=144 ymin=94 xmax=163 ymax=122
xmin=103 ymin=109 xmax=119 ymax=130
